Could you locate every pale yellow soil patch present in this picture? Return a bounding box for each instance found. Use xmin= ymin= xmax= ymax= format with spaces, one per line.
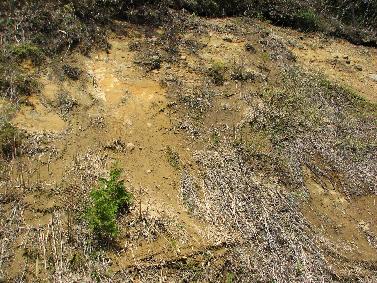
xmin=302 ymin=167 xmax=377 ymax=263
xmin=12 ymin=96 xmax=66 ymax=133
xmin=4 ymin=33 xmax=216 ymax=273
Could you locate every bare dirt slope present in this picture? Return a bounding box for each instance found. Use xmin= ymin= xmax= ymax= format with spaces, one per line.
xmin=1 ymin=16 xmax=376 ymax=282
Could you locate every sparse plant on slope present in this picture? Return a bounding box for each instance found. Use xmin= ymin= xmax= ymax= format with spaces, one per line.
xmin=0 ymin=48 xmax=40 ymax=100
xmin=86 ymin=167 xmax=132 ymax=241
xmin=0 ymin=122 xmax=22 ymax=160
xmin=167 ymin=146 xmax=180 ymax=169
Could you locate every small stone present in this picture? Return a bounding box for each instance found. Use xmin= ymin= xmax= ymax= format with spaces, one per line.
xmin=180 ymin=55 xmax=187 ymax=60
xmin=152 ymin=69 xmax=159 ymax=74
xmin=222 ymin=103 xmax=231 ymax=110
xmin=369 ymin=74 xmax=377 ymax=82
xmin=245 ymin=42 xmax=256 ymax=53
xmin=223 ymin=35 xmax=233 ymax=42
xmin=355 ymin=65 xmax=363 ymax=71
xmin=126 ymin=143 xmax=135 ymax=151
xmin=345 ymin=60 xmax=351 ymax=64
xmin=287 ymin=40 xmax=296 ymax=47
xmin=146 ymin=169 xmax=152 ymax=174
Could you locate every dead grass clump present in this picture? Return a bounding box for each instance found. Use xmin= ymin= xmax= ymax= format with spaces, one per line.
xmin=56 ymin=92 xmax=77 ymax=115
xmin=174 ymin=84 xmax=216 ymax=119
xmin=230 ymin=63 xmax=255 ymax=82
xmin=244 ymin=42 xmax=257 ymax=53
xmin=183 ymin=149 xmax=333 ymax=281
xmin=259 ymin=34 xmax=296 ymax=62
xmin=62 ymin=64 xmax=82 ymax=81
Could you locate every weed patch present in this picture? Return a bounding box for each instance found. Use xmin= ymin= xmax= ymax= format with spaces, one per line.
xmin=208 ymin=61 xmax=226 ymax=85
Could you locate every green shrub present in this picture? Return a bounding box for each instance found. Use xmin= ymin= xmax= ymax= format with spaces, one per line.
xmin=179 ymin=0 xmax=252 ymax=16
xmin=181 ymin=0 xmax=219 ymax=15
xmin=86 ymin=167 xmax=132 ymax=240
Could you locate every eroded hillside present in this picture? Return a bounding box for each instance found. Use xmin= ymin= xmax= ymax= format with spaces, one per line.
xmin=1 ymin=13 xmax=377 ymax=282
